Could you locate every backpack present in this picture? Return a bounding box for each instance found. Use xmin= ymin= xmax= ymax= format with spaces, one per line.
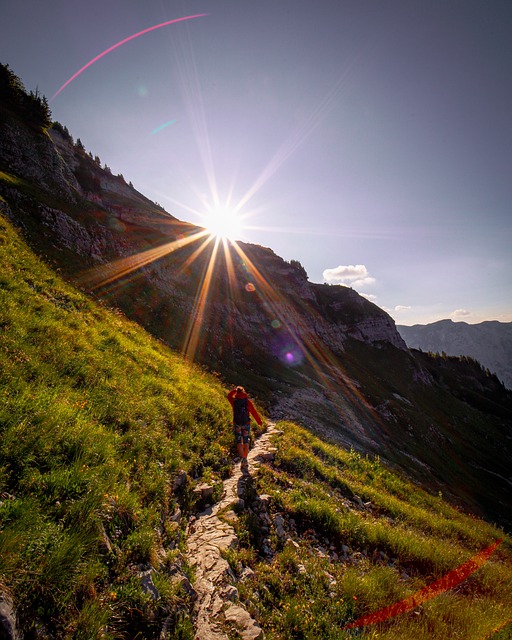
xmin=233 ymin=397 xmax=249 ymax=425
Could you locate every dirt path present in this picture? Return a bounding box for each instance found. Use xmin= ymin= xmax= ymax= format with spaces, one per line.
xmin=186 ymin=423 xmax=279 ymax=640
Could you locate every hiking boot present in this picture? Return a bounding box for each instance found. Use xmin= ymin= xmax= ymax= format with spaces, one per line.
xmin=241 ymin=458 xmax=249 ymax=470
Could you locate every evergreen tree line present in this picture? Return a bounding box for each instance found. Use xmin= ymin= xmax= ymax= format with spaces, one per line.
xmin=0 ymin=62 xmax=52 ymax=130
xmin=1 ymin=63 xmax=153 ymax=197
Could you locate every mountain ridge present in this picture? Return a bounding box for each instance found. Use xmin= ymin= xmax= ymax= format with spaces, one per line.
xmin=398 ymin=319 xmax=512 ymax=390
xmin=1 ymin=62 xmax=511 ymax=531
xmin=0 ymin=213 xmax=509 ymax=635
xmin=1 ymin=62 xmax=512 ymax=638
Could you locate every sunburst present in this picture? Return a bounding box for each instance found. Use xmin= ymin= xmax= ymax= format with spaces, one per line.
xmin=74 ymin=35 xmax=391 ymax=437
xmin=202 ymin=205 xmax=242 ymax=241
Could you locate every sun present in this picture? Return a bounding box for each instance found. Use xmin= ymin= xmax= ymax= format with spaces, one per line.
xmin=203 ymin=206 xmax=242 ymax=241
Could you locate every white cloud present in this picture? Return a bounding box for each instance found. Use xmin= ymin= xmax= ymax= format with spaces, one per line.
xmin=323 ymin=264 xmax=375 ymax=289
xmin=360 ymin=293 xmax=378 ymax=303
xmin=450 ymin=308 xmax=471 ymax=320
xmin=323 ymin=264 xmax=368 ymax=281
xmin=352 ymin=276 xmax=376 ymax=288
xmin=383 ymin=305 xmax=412 ymax=318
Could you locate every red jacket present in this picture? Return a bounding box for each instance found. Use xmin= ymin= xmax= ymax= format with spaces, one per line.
xmin=227 ymin=389 xmax=263 ymax=426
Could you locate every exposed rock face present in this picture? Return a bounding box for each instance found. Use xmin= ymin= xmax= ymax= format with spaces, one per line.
xmin=398 ymin=319 xmax=512 ymax=390
xmin=1 ymin=106 xmax=407 ymax=363
xmin=311 ymin=283 xmax=406 ymax=350
xmin=2 ymin=97 xmax=512 ymax=531
xmin=0 ymin=586 xmax=19 ymax=640
xmin=0 ymin=117 xmax=80 ymax=199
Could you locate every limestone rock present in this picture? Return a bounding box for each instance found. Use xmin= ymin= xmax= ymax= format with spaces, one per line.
xmin=185 ymin=423 xmax=279 ymax=639
xmin=224 ymin=605 xmax=263 ymax=640
xmin=138 ymin=568 xmax=160 ymax=601
xmin=0 ymin=587 xmax=19 ymax=640
xmin=273 ymin=514 xmax=286 ymax=539
xmin=194 ymin=483 xmax=215 ymax=500
xmin=173 ymin=470 xmax=188 ymax=491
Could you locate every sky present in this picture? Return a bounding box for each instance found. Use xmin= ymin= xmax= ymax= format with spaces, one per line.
xmin=1 ymin=0 xmax=511 ymax=326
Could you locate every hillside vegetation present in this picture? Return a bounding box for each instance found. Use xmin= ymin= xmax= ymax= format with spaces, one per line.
xmin=2 ymin=60 xmax=512 ymax=537
xmin=1 ymin=211 xmax=512 ymax=638
xmin=238 ymin=422 xmax=512 ymax=639
xmin=0 ymin=211 xmax=244 ymax=637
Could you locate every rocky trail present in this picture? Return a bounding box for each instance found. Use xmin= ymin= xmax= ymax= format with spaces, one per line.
xmin=186 ymin=422 xmax=280 ymax=640
xmin=0 ymin=425 xmax=280 ymax=640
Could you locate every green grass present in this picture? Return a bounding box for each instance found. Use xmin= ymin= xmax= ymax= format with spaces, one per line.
xmin=0 ymin=213 xmax=257 ymax=636
xmin=233 ymin=421 xmax=512 ymax=639
xmin=1 ymin=211 xmax=511 ymax=639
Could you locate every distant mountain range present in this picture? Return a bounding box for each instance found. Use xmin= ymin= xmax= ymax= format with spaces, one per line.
xmin=397 ymin=320 xmax=512 ymax=390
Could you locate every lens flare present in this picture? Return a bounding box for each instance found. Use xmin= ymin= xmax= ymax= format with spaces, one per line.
xmin=345 ymin=539 xmax=503 ymax=629
xmin=51 ymin=14 xmax=208 ymax=99
xmin=151 ymin=119 xmax=176 ymax=135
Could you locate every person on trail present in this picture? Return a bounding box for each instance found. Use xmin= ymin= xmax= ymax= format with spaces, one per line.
xmin=227 ymin=386 xmax=263 ymax=470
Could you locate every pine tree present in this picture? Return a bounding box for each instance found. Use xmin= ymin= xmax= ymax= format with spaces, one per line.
xmin=0 ymin=64 xmax=51 ymax=130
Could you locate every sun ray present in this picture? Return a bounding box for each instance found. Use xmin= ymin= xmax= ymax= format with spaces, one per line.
xmin=242 ymin=224 xmax=411 ymax=240
xmin=166 ymin=17 xmax=220 ymax=209
xmin=226 ymin=240 xmax=385 ymax=433
xmin=234 ymin=63 xmax=359 ymax=214
xmin=78 ymin=229 xmax=209 ymax=290
xmin=176 ymin=232 xmax=216 ymax=276
xmin=181 ymin=235 xmax=221 ymax=361
xmin=222 ymin=237 xmax=239 ymax=298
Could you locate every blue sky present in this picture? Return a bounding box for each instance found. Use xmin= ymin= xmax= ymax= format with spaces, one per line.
xmin=1 ymin=0 xmax=511 ymax=325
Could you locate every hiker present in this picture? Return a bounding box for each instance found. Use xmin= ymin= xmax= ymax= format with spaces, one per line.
xmin=227 ymin=386 xmax=263 ymax=469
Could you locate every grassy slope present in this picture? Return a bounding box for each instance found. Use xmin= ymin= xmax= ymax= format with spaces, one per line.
xmin=4 ymin=160 xmax=512 ymax=533
xmin=336 ymin=339 xmax=512 ymax=529
xmin=233 ymin=422 xmax=512 ymax=639
xmin=0 ymin=211 xmax=250 ymax=637
xmin=1 ymin=211 xmax=511 ymax=639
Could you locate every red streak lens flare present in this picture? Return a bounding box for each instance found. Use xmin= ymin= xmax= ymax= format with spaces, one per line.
xmin=345 ymin=539 xmax=503 ymax=629
xmin=51 ymin=14 xmax=208 ymax=99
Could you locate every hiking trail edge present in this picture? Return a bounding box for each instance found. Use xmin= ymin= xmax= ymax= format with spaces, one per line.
xmin=186 ymin=422 xmax=279 ymax=640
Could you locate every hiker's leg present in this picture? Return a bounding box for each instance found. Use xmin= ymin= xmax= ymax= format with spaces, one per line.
xmin=242 ymin=424 xmax=250 ymax=458
xmin=235 ymin=426 xmax=244 ymax=458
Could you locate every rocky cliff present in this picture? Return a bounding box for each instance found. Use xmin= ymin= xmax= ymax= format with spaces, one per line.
xmin=0 ymin=105 xmax=408 ymax=410
xmin=1 ymin=66 xmax=511 ymax=529
xmin=398 ymin=319 xmax=512 ymax=390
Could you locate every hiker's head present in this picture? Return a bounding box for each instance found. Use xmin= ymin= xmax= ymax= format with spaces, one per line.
xmin=236 ymin=385 xmax=246 ymax=394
